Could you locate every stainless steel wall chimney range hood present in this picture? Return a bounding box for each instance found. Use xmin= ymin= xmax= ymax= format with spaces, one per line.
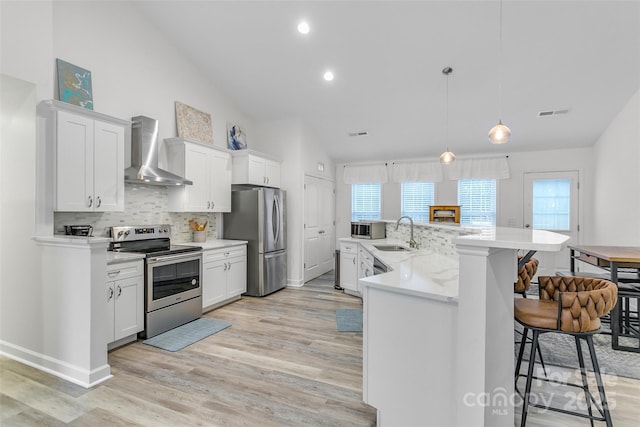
xmin=124 ymin=116 xmax=193 ymax=186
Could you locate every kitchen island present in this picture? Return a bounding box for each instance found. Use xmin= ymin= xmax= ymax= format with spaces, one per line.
xmin=358 ymin=226 xmax=569 ymax=427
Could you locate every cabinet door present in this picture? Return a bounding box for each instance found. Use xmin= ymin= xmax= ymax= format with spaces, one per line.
xmin=340 ymin=252 xmax=358 ymax=291
xmin=202 ymin=260 xmax=226 ymax=310
xmin=248 ymin=155 xmax=266 ymax=185
xmin=56 ymin=111 xmax=94 ymax=211
xmin=227 ymin=256 xmax=247 ymax=296
xmin=209 ymin=149 xmax=231 ymax=212
xmin=93 ymin=120 xmax=124 ymax=211
xmin=184 ymin=144 xmax=211 ymax=211
xmin=265 ymin=159 xmax=281 ymax=188
xmin=106 ymin=281 xmax=115 ymax=342
xmin=113 ymin=275 xmax=144 ymax=341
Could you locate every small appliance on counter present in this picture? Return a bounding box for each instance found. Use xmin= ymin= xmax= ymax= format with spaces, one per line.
xmin=351 ymin=221 xmax=386 ymax=239
xmin=64 ymin=225 xmax=93 ymax=236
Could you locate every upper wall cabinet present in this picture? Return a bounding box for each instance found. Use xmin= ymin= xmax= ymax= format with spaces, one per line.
xmin=38 ymin=100 xmax=127 ymax=212
xmin=165 ymin=137 xmax=232 ymax=213
xmin=231 ymin=149 xmax=281 ymax=188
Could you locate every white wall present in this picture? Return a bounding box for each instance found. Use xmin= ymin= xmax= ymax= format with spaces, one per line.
xmin=0 ymin=0 xmax=52 ymax=367
xmin=0 ymin=75 xmax=40 ymax=350
xmin=51 ymin=1 xmax=253 ymax=162
xmin=335 ymin=147 xmax=594 ymax=244
xmin=592 ymin=89 xmax=640 ymax=245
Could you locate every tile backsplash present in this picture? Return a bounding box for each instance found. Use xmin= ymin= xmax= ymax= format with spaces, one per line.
xmin=54 ymin=183 xmax=217 ymax=243
xmin=385 ymin=222 xmax=474 ymax=257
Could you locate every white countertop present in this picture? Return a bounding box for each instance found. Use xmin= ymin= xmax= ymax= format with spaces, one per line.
xmin=350 ymin=225 xmax=570 ymax=303
xmin=354 ymin=239 xmax=460 ymax=303
xmin=193 ymin=239 xmax=248 ymax=250
xmin=453 ymin=227 xmax=570 ymax=251
xmin=106 ymin=239 xmax=247 ymax=264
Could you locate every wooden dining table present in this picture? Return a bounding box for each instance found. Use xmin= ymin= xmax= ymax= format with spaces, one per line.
xmin=568 ymin=245 xmax=640 ymax=352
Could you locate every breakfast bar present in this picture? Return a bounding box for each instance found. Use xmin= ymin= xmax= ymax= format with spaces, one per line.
xmin=360 ymin=227 xmax=570 ymax=427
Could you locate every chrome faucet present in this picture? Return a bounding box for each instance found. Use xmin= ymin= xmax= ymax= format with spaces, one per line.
xmin=396 ymin=216 xmax=417 ymax=249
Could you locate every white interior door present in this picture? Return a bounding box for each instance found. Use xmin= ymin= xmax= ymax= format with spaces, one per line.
xmin=304 ymin=175 xmax=335 ymax=282
xmin=523 ymin=171 xmax=579 ymax=277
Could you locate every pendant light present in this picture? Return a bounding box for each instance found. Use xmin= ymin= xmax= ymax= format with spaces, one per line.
xmin=488 ymin=0 xmax=511 ymax=144
xmin=440 ymin=66 xmax=455 ymax=164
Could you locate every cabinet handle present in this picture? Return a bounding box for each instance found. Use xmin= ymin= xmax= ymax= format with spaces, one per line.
xmin=96 ymin=196 xmax=101 ymax=208
xmin=117 ymin=285 xmax=122 ymax=297
xmin=353 ymin=258 xmax=356 ymax=265
xmin=108 ymin=286 xmax=114 ymax=301
xmin=267 ymin=177 xmax=270 ymax=184
xmin=87 ymin=196 xmax=93 ymax=207
xmin=207 ymin=201 xmax=211 ymax=209
xmin=211 ymin=201 xmax=214 ymax=210
xmin=224 ymin=252 xmax=230 ymax=256
xmin=223 ymin=263 xmax=227 ymax=271
xmin=227 ymin=262 xmax=231 ymax=270
xmin=107 ymin=270 xmax=120 ymax=277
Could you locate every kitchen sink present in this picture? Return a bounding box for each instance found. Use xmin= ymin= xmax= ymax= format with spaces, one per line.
xmin=373 ymin=244 xmax=409 ymax=252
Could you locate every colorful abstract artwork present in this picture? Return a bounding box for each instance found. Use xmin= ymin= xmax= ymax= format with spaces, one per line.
xmin=56 ymin=58 xmax=93 ymax=110
xmin=227 ymin=123 xmax=247 ymax=150
xmin=175 ymin=101 xmax=214 ymax=144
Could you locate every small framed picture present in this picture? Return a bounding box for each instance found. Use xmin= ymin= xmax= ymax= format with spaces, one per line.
xmin=56 ymin=58 xmax=94 ymax=110
xmin=227 ymin=123 xmax=247 ymax=150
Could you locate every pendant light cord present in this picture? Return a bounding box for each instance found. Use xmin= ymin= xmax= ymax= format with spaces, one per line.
xmin=498 ymin=0 xmax=503 ymax=120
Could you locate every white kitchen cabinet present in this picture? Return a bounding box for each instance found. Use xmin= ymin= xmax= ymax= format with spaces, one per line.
xmin=202 ymin=245 xmax=247 ymax=312
xmin=231 ymin=149 xmax=281 ymax=188
xmin=340 ymin=242 xmax=359 ymax=295
xmin=165 ymin=137 xmax=231 ymax=212
xmin=41 ymin=101 xmax=126 ymax=212
xmin=106 ymin=260 xmax=144 ymax=347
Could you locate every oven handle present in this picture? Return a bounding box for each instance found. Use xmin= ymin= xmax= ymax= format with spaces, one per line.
xmin=146 ymin=252 xmax=202 ymax=264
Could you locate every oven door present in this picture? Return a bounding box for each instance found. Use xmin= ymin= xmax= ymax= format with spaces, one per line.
xmin=146 ymin=252 xmax=202 ymax=312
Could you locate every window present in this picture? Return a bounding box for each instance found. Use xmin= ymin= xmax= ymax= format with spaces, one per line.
xmin=532 ymin=179 xmax=570 ymax=230
xmin=351 ymin=183 xmax=381 ymax=221
xmin=458 ymin=179 xmax=497 ymax=225
xmin=401 ymin=182 xmax=435 ymax=221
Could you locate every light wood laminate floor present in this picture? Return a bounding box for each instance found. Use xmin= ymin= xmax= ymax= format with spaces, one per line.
xmin=2 ymin=275 xmax=639 ymax=426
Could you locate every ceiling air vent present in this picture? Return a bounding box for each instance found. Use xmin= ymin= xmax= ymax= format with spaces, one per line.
xmin=538 ymin=109 xmax=569 ymax=118
xmin=348 ymin=130 xmax=369 ymax=137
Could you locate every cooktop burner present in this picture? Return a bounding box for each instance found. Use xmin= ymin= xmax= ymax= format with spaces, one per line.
xmin=108 ymin=225 xmax=202 ymax=256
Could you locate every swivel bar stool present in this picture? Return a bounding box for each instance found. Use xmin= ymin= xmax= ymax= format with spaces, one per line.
xmin=514 ymin=275 xmax=617 ymax=427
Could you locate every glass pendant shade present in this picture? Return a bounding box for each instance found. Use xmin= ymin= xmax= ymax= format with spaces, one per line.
xmin=440 ymin=149 xmax=455 ymax=164
xmin=488 ymin=120 xmax=511 ymax=144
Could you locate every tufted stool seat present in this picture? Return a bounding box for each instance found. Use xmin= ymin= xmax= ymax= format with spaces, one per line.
xmin=514 ymin=276 xmax=617 ymax=427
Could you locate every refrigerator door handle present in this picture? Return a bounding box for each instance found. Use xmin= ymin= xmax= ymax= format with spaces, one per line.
xmin=273 ymin=195 xmax=281 ymax=246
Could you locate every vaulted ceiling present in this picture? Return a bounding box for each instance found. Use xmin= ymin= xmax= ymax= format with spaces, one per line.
xmin=133 ymin=1 xmax=640 ymax=163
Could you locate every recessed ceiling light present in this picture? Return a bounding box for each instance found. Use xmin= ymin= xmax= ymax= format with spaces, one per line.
xmin=297 ymin=21 xmax=310 ymax=34
xmin=323 ymin=70 xmax=334 ymax=81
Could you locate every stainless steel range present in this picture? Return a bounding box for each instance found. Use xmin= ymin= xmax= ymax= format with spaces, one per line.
xmin=109 ymin=225 xmax=202 ymax=338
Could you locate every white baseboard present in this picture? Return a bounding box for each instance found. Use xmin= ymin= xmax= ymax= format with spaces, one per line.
xmin=0 ymin=340 xmax=112 ymax=388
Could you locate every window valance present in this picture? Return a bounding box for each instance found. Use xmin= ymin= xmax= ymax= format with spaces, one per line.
xmin=391 ymin=161 xmax=443 ymax=183
xmin=447 ymin=157 xmax=510 ymax=180
xmin=343 ymin=163 xmax=389 ymax=184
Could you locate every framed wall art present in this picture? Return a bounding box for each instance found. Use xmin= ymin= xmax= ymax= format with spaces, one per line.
xmin=56 ymin=58 xmax=94 ymax=110
xmin=175 ymin=101 xmax=214 ymax=144
xmin=227 ymin=122 xmax=247 ymax=150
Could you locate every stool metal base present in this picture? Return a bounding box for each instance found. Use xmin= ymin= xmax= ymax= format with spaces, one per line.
xmin=515 ymin=326 xmax=613 ymax=427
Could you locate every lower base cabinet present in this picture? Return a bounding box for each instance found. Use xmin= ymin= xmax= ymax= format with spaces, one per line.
xmin=202 ymin=245 xmax=247 ymax=312
xmin=340 ymin=242 xmax=359 ymax=294
xmin=106 ymin=260 xmax=144 ymax=346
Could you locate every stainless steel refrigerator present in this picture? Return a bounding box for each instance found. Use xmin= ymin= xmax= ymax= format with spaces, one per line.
xmin=223 ymin=187 xmax=287 ymax=296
